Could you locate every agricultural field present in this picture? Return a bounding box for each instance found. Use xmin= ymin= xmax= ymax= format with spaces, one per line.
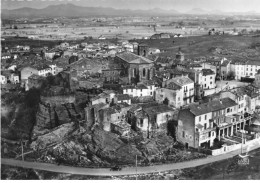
xmin=132 ymin=34 xmax=260 ymax=59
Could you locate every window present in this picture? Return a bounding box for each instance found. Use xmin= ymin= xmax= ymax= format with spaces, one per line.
xmin=196 ymin=128 xmax=199 ymax=132
xmin=205 ymin=114 xmax=207 ymax=120
xmin=227 ymin=108 xmax=230 ymax=113
xmin=150 ymin=92 xmax=153 ymax=95
xmin=143 ymin=68 xmax=146 ymax=77
xmin=210 ymin=76 xmax=212 ymax=79
xmin=199 ymin=116 xmax=201 ymax=122
xmin=189 ymin=135 xmax=192 ymax=140
xmin=204 ymin=123 xmax=207 ymax=129
xmin=182 ymin=131 xmax=185 ymax=138
xmin=208 ymin=132 xmax=211 ymax=137
xmin=140 ymin=119 xmax=143 ymax=127
xmin=212 ymin=132 xmax=214 ymax=136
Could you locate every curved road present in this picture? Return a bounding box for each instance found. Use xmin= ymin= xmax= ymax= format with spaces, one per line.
xmin=2 ymin=140 xmax=260 ymax=176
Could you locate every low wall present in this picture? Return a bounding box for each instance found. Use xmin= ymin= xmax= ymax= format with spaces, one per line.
xmin=211 ymin=137 xmax=260 ymax=156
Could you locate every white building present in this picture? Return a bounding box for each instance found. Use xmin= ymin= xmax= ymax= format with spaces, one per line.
xmin=8 ymin=65 xmax=17 ymax=71
xmin=37 ymin=65 xmax=52 ymax=77
xmin=201 ymin=69 xmax=216 ymax=90
xmin=232 ymin=61 xmax=260 ymax=80
xmin=123 ymin=82 xmax=158 ymax=98
xmin=0 ymin=75 xmax=7 ymax=84
xmin=221 ymin=88 xmax=248 ymax=114
xmin=156 ymin=76 xmax=195 ymax=107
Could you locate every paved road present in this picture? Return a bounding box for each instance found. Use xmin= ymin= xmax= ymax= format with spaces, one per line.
xmin=2 ymin=140 xmax=260 ymax=176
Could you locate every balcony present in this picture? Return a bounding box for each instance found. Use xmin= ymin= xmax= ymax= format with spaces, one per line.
xmin=196 ymin=126 xmax=216 ymax=135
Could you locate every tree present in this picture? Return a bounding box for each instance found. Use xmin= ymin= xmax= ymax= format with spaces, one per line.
xmin=227 ymin=71 xmax=235 ymax=80
xmin=212 ymin=138 xmax=224 ymax=149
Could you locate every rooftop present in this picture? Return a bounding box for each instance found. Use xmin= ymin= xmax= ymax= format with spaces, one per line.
xmin=122 ymin=84 xmax=148 ymax=90
xmin=33 ymin=64 xmax=51 ymax=71
xmin=116 ymin=52 xmax=153 ymax=64
xmin=168 ymin=76 xmax=194 ymax=87
xmin=28 ymin=74 xmax=44 ymax=80
xmin=116 ymin=94 xmax=131 ymax=101
xmin=202 ymin=69 xmax=215 ymax=76
xmin=144 ymin=104 xmax=174 ymax=116
xmin=189 ymin=100 xmax=226 ymax=116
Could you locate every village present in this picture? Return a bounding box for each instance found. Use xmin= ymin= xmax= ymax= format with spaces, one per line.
xmin=4 ymin=14 xmax=260 ymax=183
xmin=1 ymin=28 xmax=260 ymax=171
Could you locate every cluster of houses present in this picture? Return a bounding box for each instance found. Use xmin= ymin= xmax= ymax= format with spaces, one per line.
xmin=1 ymin=40 xmax=260 ymax=152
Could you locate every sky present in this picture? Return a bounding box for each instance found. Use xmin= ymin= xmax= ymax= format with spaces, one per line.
xmin=2 ymin=0 xmax=260 ymax=12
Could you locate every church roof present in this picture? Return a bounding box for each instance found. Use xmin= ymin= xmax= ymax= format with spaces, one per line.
xmin=116 ymin=52 xmax=153 ymax=64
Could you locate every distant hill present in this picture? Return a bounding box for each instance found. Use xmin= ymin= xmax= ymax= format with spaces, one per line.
xmin=2 ymin=4 xmax=259 ymax=18
xmin=1 ymin=3 xmax=180 ymax=18
xmin=186 ymin=8 xmax=209 ymax=15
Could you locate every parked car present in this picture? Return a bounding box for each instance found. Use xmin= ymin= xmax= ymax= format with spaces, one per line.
xmin=110 ymin=165 xmax=122 ymax=171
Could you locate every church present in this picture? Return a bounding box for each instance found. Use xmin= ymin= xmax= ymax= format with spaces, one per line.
xmin=113 ymin=44 xmax=155 ymax=84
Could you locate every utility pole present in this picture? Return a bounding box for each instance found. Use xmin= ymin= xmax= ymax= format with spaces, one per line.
xmin=136 ymin=155 xmax=137 ymax=180
xmin=21 ymin=140 xmax=24 ymax=161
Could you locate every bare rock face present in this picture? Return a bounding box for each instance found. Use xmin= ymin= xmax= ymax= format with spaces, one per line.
xmin=33 ymin=96 xmax=79 ymax=137
xmin=31 ymin=122 xmax=76 ymax=150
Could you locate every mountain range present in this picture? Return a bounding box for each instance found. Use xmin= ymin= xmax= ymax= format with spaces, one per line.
xmin=2 ymin=3 xmax=260 ymax=18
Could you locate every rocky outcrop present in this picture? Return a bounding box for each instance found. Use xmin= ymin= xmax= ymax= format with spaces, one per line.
xmin=33 ymin=96 xmax=79 ymax=136
xmin=31 ymin=122 xmax=77 ymax=150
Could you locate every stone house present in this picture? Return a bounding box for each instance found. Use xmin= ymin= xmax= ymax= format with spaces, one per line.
xmin=157 ymin=76 xmax=194 ymax=107
xmin=201 ymin=69 xmax=216 ymax=90
xmin=20 ymin=66 xmax=39 ymax=88
xmin=27 ymin=74 xmax=45 ymax=91
xmin=127 ymin=103 xmax=176 ymax=138
xmin=178 ymin=102 xmax=216 ymax=149
xmin=110 ymin=120 xmax=131 ymax=136
xmin=221 ymin=88 xmax=248 ymax=114
xmin=114 ymin=94 xmax=131 ymax=105
xmin=178 ymin=96 xmax=252 ymax=149
xmin=221 ymin=59 xmax=231 ymax=80
xmin=243 ymin=85 xmax=260 ymax=112
xmin=90 ymin=90 xmax=116 ymax=106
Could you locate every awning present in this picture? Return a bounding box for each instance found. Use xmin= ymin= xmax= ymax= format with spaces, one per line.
xmin=196 ymin=124 xmax=204 ymax=129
